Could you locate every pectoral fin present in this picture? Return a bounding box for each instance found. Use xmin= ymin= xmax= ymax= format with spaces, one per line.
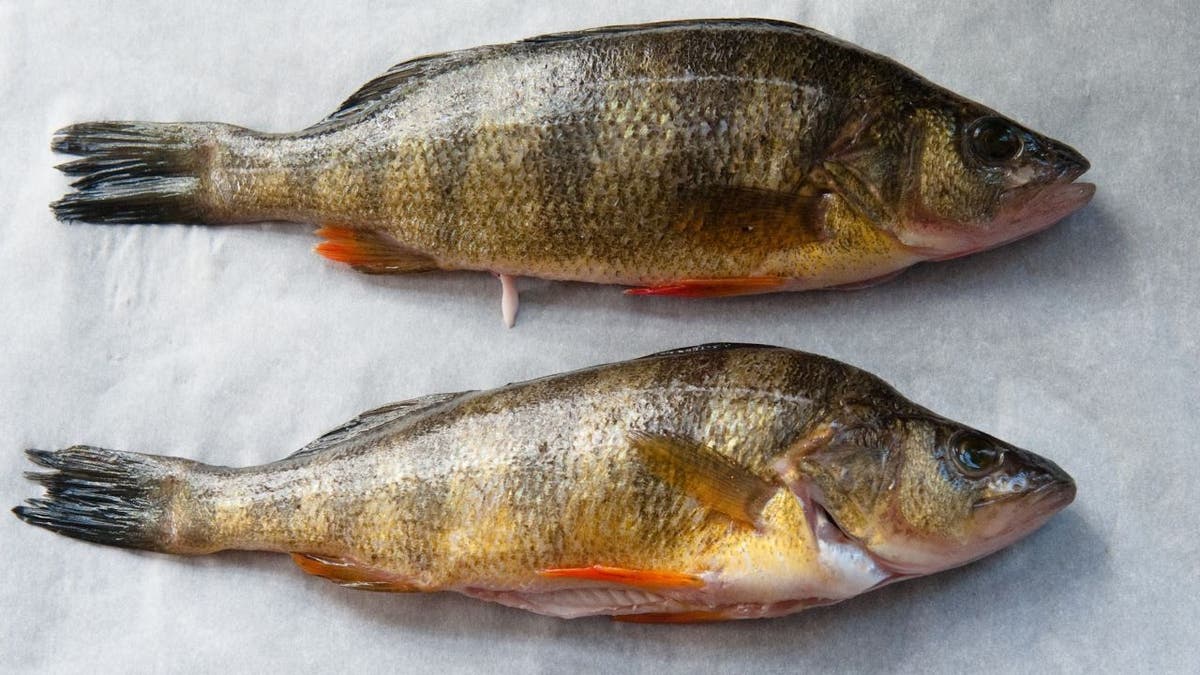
xmin=628 ymin=432 xmax=778 ymax=528
xmin=315 ymin=226 xmax=439 ymax=274
xmin=673 ymin=187 xmax=832 ymax=244
xmin=538 ymin=565 xmax=703 ymax=590
xmin=291 ymin=553 xmax=417 ymax=592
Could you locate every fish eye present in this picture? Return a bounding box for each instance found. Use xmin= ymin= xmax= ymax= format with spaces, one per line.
xmin=965 ymin=117 xmax=1024 ymax=165
xmin=949 ymin=432 xmax=1003 ymax=477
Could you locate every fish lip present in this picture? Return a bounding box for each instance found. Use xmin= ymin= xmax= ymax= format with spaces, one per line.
xmin=911 ymin=178 xmax=1095 ymax=261
xmin=972 ymin=477 xmax=1076 ymax=512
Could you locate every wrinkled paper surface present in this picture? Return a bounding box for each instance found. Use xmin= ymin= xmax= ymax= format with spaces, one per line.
xmin=2 ymin=1 xmax=1197 ymax=672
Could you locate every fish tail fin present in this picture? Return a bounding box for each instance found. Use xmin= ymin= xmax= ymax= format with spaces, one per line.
xmin=13 ymin=445 xmax=212 ymax=553
xmin=50 ymin=121 xmax=246 ymax=225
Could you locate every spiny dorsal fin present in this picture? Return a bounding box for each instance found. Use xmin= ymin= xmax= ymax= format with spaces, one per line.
xmin=627 ymin=432 xmax=779 ymax=528
xmin=635 ymin=343 xmax=777 ymax=360
xmin=288 ymin=391 xmax=470 ymax=460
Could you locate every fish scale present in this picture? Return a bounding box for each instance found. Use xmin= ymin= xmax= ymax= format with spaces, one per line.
xmin=15 ymin=344 xmax=1077 ymax=619
xmin=49 ymin=19 xmax=1091 ymax=322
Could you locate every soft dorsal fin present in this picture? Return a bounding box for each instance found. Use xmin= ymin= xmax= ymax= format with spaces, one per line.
xmin=313 ymin=49 xmax=489 ymax=127
xmin=635 ymin=343 xmax=776 ymax=360
xmin=627 ymin=432 xmax=779 ymax=528
xmin=288 ymin=391 xmax=470 ymax=460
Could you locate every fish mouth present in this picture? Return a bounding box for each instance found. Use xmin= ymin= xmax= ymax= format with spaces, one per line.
xmin=974 ymin=475 xmax=1077 ymax=514
xmin=899 ymin=155 xmax=1095 ymax=261
xmin=917 ymin=179 xmax=1094 ymax=262
xmin=989 ymin=176 xmax=1095 ymax=247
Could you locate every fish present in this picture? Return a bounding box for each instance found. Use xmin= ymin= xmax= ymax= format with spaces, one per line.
xmin=49 ymin=19 xmax=1094 ymax=326
xmin=14 ymin=343 xmax=1076 ymax=621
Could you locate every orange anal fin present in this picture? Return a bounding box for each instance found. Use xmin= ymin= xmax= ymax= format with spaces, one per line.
xmin=614 ymin=610 xmax=731 ymax=624
xmin=625 ymin=277 xmax=788 ymax=298
xmin=314 ymin=226 xmax=438 ymax=275
xmin=291 ymin=553 xmax=418 ymax=592
xmin=537 ymin=565 xmax=704 ymax=591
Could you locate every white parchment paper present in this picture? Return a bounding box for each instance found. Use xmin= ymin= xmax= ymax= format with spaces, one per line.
xmin=2 ymin=1 xmax=1197 ymax=672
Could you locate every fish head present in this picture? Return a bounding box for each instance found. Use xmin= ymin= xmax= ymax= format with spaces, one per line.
xmin=892 ymin=97 xmax=1094 ymax=260
xmin=796 ymin=415 xmax=1075 ymax=575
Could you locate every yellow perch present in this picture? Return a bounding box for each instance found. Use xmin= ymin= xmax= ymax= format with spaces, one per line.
xmin=50 ymin=20 xmax=1093 ymax=325
xmin=14 ymin=344 xmax=1075 ymax=621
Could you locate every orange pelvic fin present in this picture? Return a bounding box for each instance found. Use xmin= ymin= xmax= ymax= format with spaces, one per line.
xmin=291 ymin=553 xmax=417 ymax=592
xmin=314 ymin=226 xmax=438 ymax=274
xmin=625 ymin=277 xmax=788 ymax=298
xmin=537 ymin=565 xmax=704 ymax=590
xmin=614 ymin=610 xmax=731 ymax=624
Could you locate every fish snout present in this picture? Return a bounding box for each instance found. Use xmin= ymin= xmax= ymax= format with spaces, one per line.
xmin=1008 ymin=446 xmax=1077 ymax=514
xmin=1048 ymin=140 xmax=1091 ymax=182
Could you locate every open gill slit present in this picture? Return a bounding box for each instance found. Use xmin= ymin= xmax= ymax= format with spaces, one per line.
xmin=811 ymin=500 xmax=853 ymax=546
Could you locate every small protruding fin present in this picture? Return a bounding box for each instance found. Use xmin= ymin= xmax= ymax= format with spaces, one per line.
xmin=625 ymin=277 xmax=788 ymax=298
xmin=628 ymin=432 xmax=778 ymax=528
xmin=288 ymin=392 xmax=469 ymax=460
xmin=538 ymin=565 xmax=704 ymax=590
xmin=291 ymin=553 xmax=417 ymax=592
xmin=314 ymin=227 xmax=439 ymax=274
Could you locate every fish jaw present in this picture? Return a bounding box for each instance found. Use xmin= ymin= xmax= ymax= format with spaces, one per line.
xmin=898 ymin=180 xmax=1096 ymax=261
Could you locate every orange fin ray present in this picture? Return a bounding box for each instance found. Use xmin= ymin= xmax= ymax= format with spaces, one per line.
xmin=537 ymin=565 xmax=704 ymax=590
xmin=314 ymin=226 xmax=438 ymax=274
xmin=625 ymin=277 xmax=788 ymax=298
xmin=291 ymin=553 xmax=418 ymax=592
